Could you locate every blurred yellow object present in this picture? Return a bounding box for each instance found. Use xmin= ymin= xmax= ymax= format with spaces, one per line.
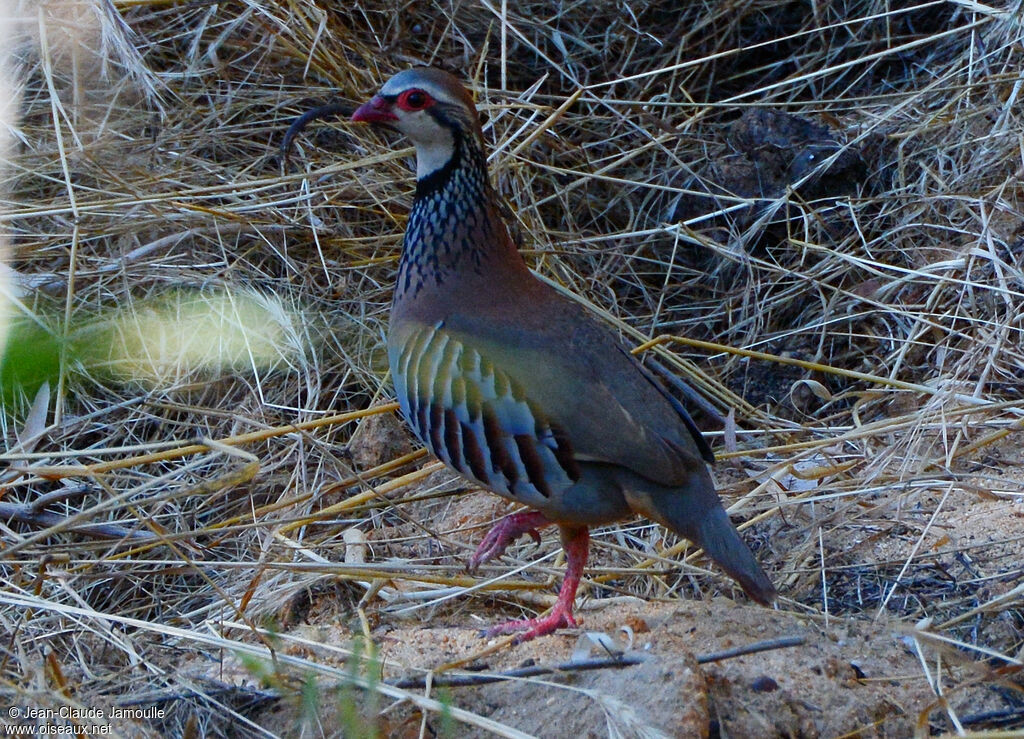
xmin=77 ymin=288 xmax=308 ymax=387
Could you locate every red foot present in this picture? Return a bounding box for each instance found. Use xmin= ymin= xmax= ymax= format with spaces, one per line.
xmin=484 ymin=602 xmax=577 ymax=642
xmin=481 ymin=526 xmax=590 ymax=644
xmin=468 ymin=511 xmax=551 ymax=572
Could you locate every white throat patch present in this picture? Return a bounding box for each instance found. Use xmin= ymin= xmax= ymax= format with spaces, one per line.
xmin=413 ymin=124 xmax=455 ymax=179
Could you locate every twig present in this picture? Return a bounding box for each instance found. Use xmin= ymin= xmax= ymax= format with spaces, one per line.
xmin=391 ymin=635 xmax=805 ymax=689
xmin=0 ymin=500 xmax=157 ymax=541
xmin=695 ymin=635 xmax=806 ymax=664
xmin=391 ymin=655 xmax=644 ymax=689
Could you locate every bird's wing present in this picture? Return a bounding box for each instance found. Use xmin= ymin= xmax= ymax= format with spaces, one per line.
xmin=390 ymin=320 xmax=582 ymax=507
xmin=434 ymin=305 xmax=713 ymax=489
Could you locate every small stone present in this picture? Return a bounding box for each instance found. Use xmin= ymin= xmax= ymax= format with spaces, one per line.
xmin=623 ymin=615 xmax=650 ymax=634
xmin=750 ymin=675 xmax=780 ymax=693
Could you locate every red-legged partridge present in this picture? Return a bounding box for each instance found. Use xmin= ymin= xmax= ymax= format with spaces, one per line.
xmin=297 ymin=67 xmax=776 ymax=642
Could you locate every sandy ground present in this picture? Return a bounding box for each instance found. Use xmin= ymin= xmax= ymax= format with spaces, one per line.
xmin=244 ymin=596 xmax=1006 ymax=738
xmin=237 ymin=460 xmax=1023 ymax=738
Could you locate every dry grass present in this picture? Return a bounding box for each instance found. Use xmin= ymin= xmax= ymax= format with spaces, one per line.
xmin=1 ymin=0 xmax=1023 ymax=736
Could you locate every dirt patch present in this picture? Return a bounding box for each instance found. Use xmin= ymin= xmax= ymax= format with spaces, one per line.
xmin=249 ymin=598 xmax=997 ymax=738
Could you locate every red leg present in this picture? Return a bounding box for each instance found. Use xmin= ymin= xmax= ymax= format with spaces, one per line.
xmin=469 ymin=511 xmax=552 ymax=571
xmin=484 ymin=525 xmax=589 ymax=642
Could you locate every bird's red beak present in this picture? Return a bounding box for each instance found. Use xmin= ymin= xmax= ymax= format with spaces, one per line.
xmin=351 ymin=95 xmax=398 ymax=124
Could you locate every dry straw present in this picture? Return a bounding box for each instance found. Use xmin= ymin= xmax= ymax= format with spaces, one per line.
xmin=0 ymin=0 xmax=1022 ymax=735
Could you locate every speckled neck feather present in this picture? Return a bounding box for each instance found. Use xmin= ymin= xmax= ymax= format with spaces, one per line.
xmin=396 ymin=127 xmax=506 ymax=301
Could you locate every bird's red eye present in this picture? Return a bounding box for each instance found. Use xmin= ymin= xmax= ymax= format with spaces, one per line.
xmin=398 ymin=89 xmax=432 ymax=111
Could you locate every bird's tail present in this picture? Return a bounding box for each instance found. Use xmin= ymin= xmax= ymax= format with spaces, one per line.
xmin=624 ymin=473 xmax=776 ymax=606
xmin=689 ymin=504 xmax=776 ymax=605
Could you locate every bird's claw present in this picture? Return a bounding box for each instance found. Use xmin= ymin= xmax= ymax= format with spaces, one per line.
xmin=481 ymin=608 xmax=578 ymax=643
xmin=467 ymin=511 xmax=551 ymax=572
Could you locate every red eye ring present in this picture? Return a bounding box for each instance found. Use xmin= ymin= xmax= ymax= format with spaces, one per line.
xmin=398 ymin=89 xmax=432 ymax=111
